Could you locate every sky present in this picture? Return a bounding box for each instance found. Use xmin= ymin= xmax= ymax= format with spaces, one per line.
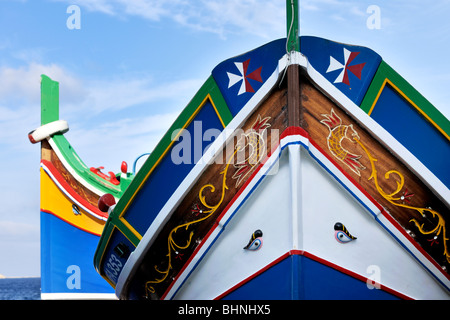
xmin=0 ymin=0 xmax=449 ymax=277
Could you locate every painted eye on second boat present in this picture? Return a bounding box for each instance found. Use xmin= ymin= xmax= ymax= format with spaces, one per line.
xmin=335 ymin=231 xmax=354 ymax=243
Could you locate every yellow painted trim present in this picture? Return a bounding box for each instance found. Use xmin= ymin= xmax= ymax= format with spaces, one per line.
xmin=118 ymin=94 xmax=227 ymax=240
xmin=144 ymin=148 xmax=238 ymax=295
xmin=119 ymin=216 xmax=143 ymax=241
xmin=209 ymin=94 xmax=227 ymax=128
xmin=367 ymin=78 xmax=387 ymax=116
xmin=40 ymin=168 xmax=105 ymax=235
xmin=368 ymin=79 xmax=450 ymax=141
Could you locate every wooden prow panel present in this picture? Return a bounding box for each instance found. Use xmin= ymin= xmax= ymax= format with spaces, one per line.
xmin=300 ymin=75 xmax=450 ymax=275
xmin=122 ymin=70 xmax=449 ymax=300
xmin=132 ymin=85 xmax=288 ymax=299
xmin=41 ymin=139 xmax=100 ymax=209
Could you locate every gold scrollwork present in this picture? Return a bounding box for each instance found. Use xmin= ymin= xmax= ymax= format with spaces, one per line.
xmin=144 ymin=149 xmax=238 ymax=296
xmin=145 ymin=114 xmax=272 ymax=297
xmin=355 ymin=138 xmax=450 ymax=265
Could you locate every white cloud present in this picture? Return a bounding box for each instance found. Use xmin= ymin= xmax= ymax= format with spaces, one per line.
xmin=73 ymin=76 xmax=203 ymax=115
xmin=0 ymin=59 xmax=204 ymax=176
xmin=0 ymin=219 xmax=40 ymax=276
xmin=65 ymin=0 xmax=116 ymax=15
xmin=114 ymin=0 xmax=169 ymax=21
xmin=0 ymin=62 xmax=84 ymax=104
xmin=201 ymin=0 xmax=285 ymax=39
xmin=0 ymin=60 xmax=202 ymax=122
xmin=54 ymin=0 xmax=286 ymax=39
xmin=67 ymin=111 xmax=181 ymax=172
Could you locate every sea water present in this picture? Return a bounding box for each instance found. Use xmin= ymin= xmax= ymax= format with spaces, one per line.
xmin=0 ymin=278 xmax=40 ymax=300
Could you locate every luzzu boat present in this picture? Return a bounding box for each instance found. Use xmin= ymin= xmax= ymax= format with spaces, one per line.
xmin=29 ymin=75 xmax=134 ymax=299
xmin=93 ymin=2 xmax=450 ymax=299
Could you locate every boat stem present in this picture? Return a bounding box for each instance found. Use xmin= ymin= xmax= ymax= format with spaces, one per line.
xmin=286 ymin=0 xmax=301 ymax=127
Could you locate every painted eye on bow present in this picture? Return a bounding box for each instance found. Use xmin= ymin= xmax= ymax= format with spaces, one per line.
xmin=245 ymin=238 xmax=263 ymax=251
xmin=335 ymin=231 xmax=354 ymax=243
xmin=334 ymin=222 xmax=357 ymax=244
xmin=244 ymin=229 xmax=263 ymax=251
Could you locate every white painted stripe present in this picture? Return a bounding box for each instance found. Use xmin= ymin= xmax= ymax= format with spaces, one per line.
xmin=41 ymin=162 xmax=108 ymax=221
xmin=284 ymin=52 xmax=450 ymax=207
xmin=116 ymin=51 xmax=450 ymax=299
xmin=48 ymin=138 xmax=120 ymax=201
xmin=115 ymin=62 xmax=284 ymax=299
xmin=41 ymin=292 xmax=117 ymax=300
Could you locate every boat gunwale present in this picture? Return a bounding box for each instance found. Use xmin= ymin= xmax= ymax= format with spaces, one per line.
xmin=112 ymin=52 xmax=450 ymax=299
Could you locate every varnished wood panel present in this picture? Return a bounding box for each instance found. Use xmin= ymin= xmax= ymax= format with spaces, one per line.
xmin=41 ymin=139 xmax=100 ymax=208
xmin=125 ymin=75 xmax=449 ymax=300
xmin=300 ymin=77 xmax=450 ymax=275
xmin=134 ymin=86 xmax=288 ymax=300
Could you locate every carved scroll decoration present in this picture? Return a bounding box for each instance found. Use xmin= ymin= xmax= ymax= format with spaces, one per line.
xmin=320 ymin=108 xmax=449 ymax=267
xmin=144 ymin=114 xmax=271 ymax=297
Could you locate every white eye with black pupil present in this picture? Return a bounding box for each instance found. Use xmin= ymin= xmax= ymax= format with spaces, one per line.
xmin=335 ymin=231 xmax=353 ymax=243
xmin=247 ymin=238 xmax=262 ymax=250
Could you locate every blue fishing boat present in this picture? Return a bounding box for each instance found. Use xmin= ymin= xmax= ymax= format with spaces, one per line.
xmin=29 ymin=75 xmax=134 ymax=299
xmin=32 ymin=0 xmax=446 ymax=300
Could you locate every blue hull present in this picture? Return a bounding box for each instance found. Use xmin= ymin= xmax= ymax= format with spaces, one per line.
xmin=221 ymin=253 xmax=400 ymax=300
xmin=40 ymin=212 xmax=114 ymax=297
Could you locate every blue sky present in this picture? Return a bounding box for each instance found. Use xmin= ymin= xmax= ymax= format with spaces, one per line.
xmin=0 ymin=0 xmax=449 ymax=277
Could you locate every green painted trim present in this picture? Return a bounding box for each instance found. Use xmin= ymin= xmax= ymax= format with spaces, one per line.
xmin=209 ymin=76 xmax=234 ymax=126
xmin=286 ymin=0 xmax=299 ymax=52
xmin=94 ymin=75 xmax=233 ymax=270
xmin=40 ymin=74 xmax=131 ymax=197
xmin=112 ymin=75 xmax=231 ymax=223
xmin=41 ymin=75 xmax=59 ymax=125
xmin=51 ymin=135 xmax=126 ymax=197
xmin=360 ymin=61 xmax=450 ymax=139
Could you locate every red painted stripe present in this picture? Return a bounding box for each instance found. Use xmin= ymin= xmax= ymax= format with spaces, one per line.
xmin=280 ymin=126 xmax=309 ymax=139
xmin=307 ymin=135 xmax=450 ymax=281
xmin=214 ymin=252 xmax=292 ymax=300
xmin=41 ymin=160 xmax=108 ymax=220
xmin=159 ymin=127 xmax=447 ymax=299
xmin=300 ymin=251 xmax=412 ymax=300
xmin=160 ymin=129 xmax=289 ymax=299
xmin=214 ymin=250 xmax=412 ymax=300
xmin=41 ymin=209 xmax=102 ymax=236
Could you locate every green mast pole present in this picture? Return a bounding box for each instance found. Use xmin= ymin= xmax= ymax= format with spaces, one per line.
xmin=286 ymin=0 xmax=301 ymax=127
xmin=286 ymin=0 xmax=300 ymax=52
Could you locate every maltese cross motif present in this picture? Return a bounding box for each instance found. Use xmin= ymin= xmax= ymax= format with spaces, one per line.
xmin=227 ymin=59 xmax=262 ymax=95
xmin=326 ymin=48 xmax=366 ymax=86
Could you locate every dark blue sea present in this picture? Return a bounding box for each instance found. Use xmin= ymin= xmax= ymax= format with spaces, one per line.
xmin=0 ymin=278 xmax=40 ymax=300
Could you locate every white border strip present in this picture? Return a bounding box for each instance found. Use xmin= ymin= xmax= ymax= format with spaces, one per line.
xmin=305 ymin=136 xmax=450 ymax=291
xmin=41 ymin=162 xmax=108 ymax=221
xmin=116 ymin=51 xmax=450 ymax=299
xmin=290 ymin=52 xmax=450 ymax=207
xmin=163 ymin=134 xmax=300 ymax=299
xmin=48 ymin=138 xmax=120 ymax=200
xmin=166 ymin=132 xmax=449 ymax=298
xmin=115 ymin=62 xmax=284 ymax=299
xmin=41 ymin=292 xmax=117 ymax=300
